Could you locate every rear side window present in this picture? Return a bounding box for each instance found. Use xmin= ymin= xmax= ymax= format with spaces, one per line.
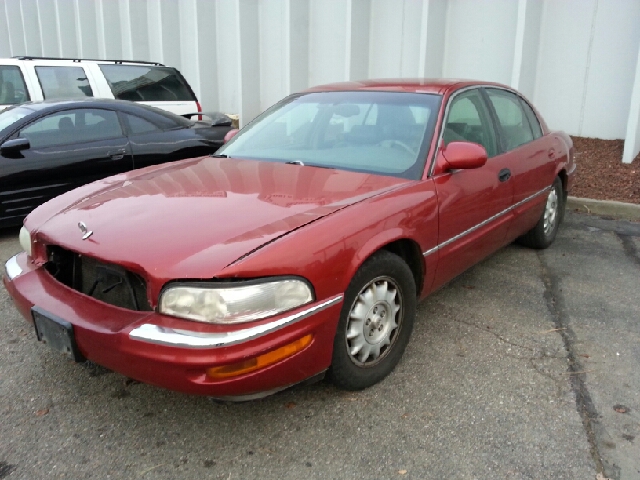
xmin=0 ymin=65 xmax=30 ymax=104
xmin=485 ymin=89 xmax=534 ymax=151
xmin=35 ymin=66 xmax=94 ymax=99
xmin=99 ymin=65 xmax=196 ymax=102
xmin=123 ymin=114 xmax=161 ymax=135
xmin=21 ymin=109 xmax=122 ymax=148
xmin=518 ymin=98 xmax=543 ymax=139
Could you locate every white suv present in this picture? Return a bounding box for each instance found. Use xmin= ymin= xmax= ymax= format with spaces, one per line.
xmin=0 ymin=57 xmax=202 ymax=117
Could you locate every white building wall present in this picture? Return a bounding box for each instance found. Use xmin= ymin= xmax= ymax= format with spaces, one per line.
xmin=1 ymin=0 xmax=640 ymax=162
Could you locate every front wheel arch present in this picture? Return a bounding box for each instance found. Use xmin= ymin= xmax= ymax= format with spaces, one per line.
xmin=328 ymin=249 xmax=417 ymax=390
xmin=346 ymin=232 xmax=425 ymax=299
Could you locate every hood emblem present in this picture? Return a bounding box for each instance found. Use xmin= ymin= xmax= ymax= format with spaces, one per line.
xmin=78 ymin=221 xmax=93 ymax=240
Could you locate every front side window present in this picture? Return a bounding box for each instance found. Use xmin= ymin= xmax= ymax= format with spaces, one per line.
xmin=0 ymin=105 xmax=34 ymax=133
xmin=100 ymin=65 xmax=196 ymax=102
xmin=20 ymin=109 xmax=122 ymax=148
xmin=485 ymin=89 xmax=534 ymax=151
xmin=0 ymin=66 xmax=30 ymax=105
xmin=35 ymin=66 xmax=93 ymax=100
xmin=443 ymin=89 xmax=497 ymax=157
xmin=218 ymin=91 xmax=441 ymax=179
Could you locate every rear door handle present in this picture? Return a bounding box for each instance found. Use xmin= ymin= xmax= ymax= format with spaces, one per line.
xmin=498 ymin=168 xmax=511 ymax=182
xmin=109 ymin=149 xmax=126 ymax=160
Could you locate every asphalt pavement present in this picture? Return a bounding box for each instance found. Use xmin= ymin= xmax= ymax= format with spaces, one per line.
xmin=0 ymin=211 xmax=638 ymax=480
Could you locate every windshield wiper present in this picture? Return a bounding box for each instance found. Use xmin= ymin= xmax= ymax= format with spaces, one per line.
xmin=210 ymin=154 xmax=228 ymax=158
xmin=285 ymin=160 xmax=305 ymax=166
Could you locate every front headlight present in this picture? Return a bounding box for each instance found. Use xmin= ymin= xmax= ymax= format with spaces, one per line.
xmin=19 ymin=227 xmax=32 ymax=257
xmin=158 ymin=278 xmax=314 ymax=324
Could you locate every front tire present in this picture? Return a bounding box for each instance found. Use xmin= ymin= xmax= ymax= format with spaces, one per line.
xmin=518 ymin=177 xmax=565 ymax=249
xmin=328 ymin=251 xmax=416 ymax=390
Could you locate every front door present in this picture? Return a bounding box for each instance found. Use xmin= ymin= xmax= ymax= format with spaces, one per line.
xmin=0 ymin=108 xmax=132 ymax=225
xmin=430 ymin=88 xmax=515 ymax=291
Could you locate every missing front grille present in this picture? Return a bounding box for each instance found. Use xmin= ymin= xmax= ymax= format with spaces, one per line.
xmin=45 ymin=246 xmax=152 ymax=311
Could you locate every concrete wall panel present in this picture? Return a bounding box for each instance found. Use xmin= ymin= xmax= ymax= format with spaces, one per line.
xmin=443 ymin=0 xmax=518 ymax=85
xmin=1 ymin=0 xmax=640 ymax=161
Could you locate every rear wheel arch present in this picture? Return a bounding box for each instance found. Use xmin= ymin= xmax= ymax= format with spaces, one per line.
xmin=557 ymin=168 xmax=568 ymax=194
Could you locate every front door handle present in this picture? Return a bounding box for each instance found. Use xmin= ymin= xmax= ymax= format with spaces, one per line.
xmin=498 ymin=168 xmax=511 ymax=182
xmin=109 ymin=149 xmax=126 ymax=160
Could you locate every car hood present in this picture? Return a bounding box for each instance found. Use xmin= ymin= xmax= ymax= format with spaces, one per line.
xmin=32 ymin=156 xmax=408 ymax=282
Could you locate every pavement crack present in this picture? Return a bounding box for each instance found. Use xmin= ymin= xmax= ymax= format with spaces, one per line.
xmin=451 ymin=317 xmax=537 ymax=352
xmin=528 ymin=358 xmax=567 ymax=398
xmin=537 ymin=252 xmax=611 ymax=478
xmin=615 ymin=232 xmax=640 ymax=268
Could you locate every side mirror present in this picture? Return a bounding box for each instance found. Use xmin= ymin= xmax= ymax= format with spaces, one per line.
xmin=442 ymin=141 xmax=487 ymax=170
xmin=224 ymin=129 xmax=240 ymax=144
xmin=1 ymin=138 xmax=30 ymax=154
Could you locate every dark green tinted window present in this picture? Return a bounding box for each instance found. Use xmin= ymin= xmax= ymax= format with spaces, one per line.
xmin=518 ymin=98 xmax=543 ymax=139
xmin=485 ymin=89 xmax=534 ymax=151
xmin=100 ymin=65 xmax=195 ymax=102
xmin=21 ymin=109 xmax=123 ymax=148
xmin=444 ymin=89 xmax=497 ymax=157
xmin=124 ymin=114 xmax=161 ymax=134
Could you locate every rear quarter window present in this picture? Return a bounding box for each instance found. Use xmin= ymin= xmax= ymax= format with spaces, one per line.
xmin=99 ymin=65 xmax=196 ymax=102
xmin=0 ymin=65 xmax=30 ymax=104
xmin=123 ymin=113 xmax=162 ymax=135
xmin=518 ymin=98 xmax=543 ymax=139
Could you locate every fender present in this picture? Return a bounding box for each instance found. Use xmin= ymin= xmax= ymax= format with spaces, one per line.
xmin=346 ymin=228 xmax=414 ymax=281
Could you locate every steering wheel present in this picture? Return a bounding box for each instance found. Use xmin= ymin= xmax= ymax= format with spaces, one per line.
xmin=379 ymin=139 xmax=416 ymax=156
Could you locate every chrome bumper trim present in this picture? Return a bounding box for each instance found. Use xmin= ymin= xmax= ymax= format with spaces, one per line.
xmin=129 ymin=294 xmax=343 ymax=348
xmin=423 ymin=186 xmax=551 ymax=257
xmin=4 ymin=255 xmax=22 ymax=280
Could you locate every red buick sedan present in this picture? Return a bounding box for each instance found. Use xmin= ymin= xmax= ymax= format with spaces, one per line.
xmin=3 ymin=79 xmax=575 ymax=401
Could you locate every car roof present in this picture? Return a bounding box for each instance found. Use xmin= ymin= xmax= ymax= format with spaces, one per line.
xmin=6 ymin=97 xmax=192 ymax=124
xmin=0 ymin=97 xmax=193 ymax=131
xmin=16 ymin=97 xmax=150 ymax=110
xmin=303 ymin=78 xmax=511 ymax=95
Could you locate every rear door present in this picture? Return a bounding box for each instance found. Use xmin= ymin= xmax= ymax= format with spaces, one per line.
xmin=430 ymin=88 xmax=515 ymax=291
xmin=0 ymin=108 xmax=132 ymax=222
xmin=483 ymin=88 xmax=557 ymax=239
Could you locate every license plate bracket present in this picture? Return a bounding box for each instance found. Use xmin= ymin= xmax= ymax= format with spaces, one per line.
xmin=32 ymin=307 xmax=85 ymax=362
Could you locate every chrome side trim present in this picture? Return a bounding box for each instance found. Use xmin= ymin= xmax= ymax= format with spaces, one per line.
xmin=423 ymin=186 xmax=551 ymax=257
xmin=129 ymin=294 xmax=344 ymax=349
xmin=4 ymin=255 xmax=22 ymax=280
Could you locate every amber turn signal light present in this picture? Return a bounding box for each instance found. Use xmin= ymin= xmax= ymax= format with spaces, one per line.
xmin=206 ymin=334 xmax=313 ymax=379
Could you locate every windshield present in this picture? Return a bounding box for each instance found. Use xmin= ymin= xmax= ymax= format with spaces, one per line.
xmin=218 ymin=91 xmax=442 ymax=179
xmin=0 ymin=105 xmax=34 ymax=132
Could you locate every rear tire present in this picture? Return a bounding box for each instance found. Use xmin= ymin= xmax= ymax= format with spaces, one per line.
xmin=328 ymin=251 xmax=416 ymax=390
xmin=518 ymin=177 xmax=564 ymax=249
